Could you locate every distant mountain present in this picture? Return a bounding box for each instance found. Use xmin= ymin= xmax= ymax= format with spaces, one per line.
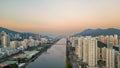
xmin=0 ymin=27 xmax=52 ymax=39
xmin=74 ymin=28 xmax=120 ymax=36
xmin=39 ymin=33 xmax=59 ymax=39
xmin=0 ymin=27 xmax=35 ymax=39
xmin=0 ymin=27 xmax=20 ymax=34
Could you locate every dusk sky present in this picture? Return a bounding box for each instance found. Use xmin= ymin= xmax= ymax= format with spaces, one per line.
xmin=0 ymin=0 xmax=120 ymax=35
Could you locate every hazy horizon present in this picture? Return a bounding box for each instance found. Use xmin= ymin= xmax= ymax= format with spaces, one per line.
xmin=0 ymin=0 xmax=120 ymax=35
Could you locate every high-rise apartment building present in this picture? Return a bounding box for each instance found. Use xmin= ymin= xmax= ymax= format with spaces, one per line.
xmin=101 ymin=47 xmax=107 ymax=61
xmin=83 ymin=37 xmax=89 ymax=64
xmin=106 ymin=37 xmax=115 ymax=68
xmin=77 ymin=37 xmax=83 ymax=60
xmin=0 ymin=31 xmax=10 ymax=48
xmin=88 ymin=38 xmax=98 ymax=67
xmin=97 ymin=47 xmax=101 ymax=60
xmin=71 ymin=37 xmax=78 ymax=47
xmin=114 ymin=34 xmax=118 ymax=46
xmin=117 ymin=53 xmax=120 ymax=68
xmin=98 ymin=35 xmax=119 ymax=47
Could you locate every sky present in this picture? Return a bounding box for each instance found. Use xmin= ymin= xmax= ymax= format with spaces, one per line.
xmin=0 ymin=0 xmax=120 ymax=35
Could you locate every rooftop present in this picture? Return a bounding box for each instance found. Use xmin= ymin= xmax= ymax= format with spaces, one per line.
xmin=2 ymin=61 xmax=18 ymax=65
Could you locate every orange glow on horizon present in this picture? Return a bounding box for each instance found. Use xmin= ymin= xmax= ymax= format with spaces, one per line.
xmin=0 ymin=0 xmax=120 ymax=34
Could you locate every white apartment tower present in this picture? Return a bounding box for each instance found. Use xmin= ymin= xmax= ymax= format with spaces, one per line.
xmin=83 ymin=37 xmax=89 ymax=63
xmin=106 ymin=36 xmax=115 ymax=68
xmin=88 ymin=37 xmax=98 ymax=67
xmin=114 ymin=34 xmax=118 ymax=46
xmin=77 ymin=37 xmax=83 ymax=59
xmin=102 ymin=47 xmax=107 ymax=61
xmin=117 ymin=53 xmax=120 ymax=68
xmin=0 ymin=31 xmax=10 ymax=48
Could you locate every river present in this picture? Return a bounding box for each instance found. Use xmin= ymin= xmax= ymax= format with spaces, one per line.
xmin=25 ymin=38 xmax=66 ymax=68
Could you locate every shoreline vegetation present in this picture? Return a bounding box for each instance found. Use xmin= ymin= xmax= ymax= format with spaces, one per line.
xmin=66 ymin=42 xmax=72 ymax=68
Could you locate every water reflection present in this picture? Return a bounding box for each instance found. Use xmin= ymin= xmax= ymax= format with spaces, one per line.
xmin=26 ymin=38 xmax=66 ymax=68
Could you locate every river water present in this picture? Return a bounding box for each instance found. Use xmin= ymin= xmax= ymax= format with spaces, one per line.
xmin=26 ymin=38 xmax=66 ymax=68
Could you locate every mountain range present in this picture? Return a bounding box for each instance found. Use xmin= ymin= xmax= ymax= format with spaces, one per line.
xmin=74 ymin=28 xmax=120 ymax=37
xmin=1 ymin=27 xmax=120 ymax=37
xmin=0 ymin=27 xmax=20 ymax=34
xmin=0 ymin=27 xmax=55 ymax=39
xmin=0 ymin=27 xmax=36 ymax=39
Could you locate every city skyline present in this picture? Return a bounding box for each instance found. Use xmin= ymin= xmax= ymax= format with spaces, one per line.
xmin=0 ymin=0 xmax=120 ymax=35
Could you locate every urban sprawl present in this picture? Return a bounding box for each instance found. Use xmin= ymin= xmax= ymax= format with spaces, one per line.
xmin=0 ymin=31 xmax=58 ymax=68
xmin=67 ymin=35 xmax=120 ymax=68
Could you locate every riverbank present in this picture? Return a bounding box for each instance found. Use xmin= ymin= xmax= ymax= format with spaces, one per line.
xmin=20 ymin=39 xmax=60 ymax=68
xmin=0 ymin=39 xmax=60 ymax=68
xmin=25 ymin=38 xmax=66 ymax=68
